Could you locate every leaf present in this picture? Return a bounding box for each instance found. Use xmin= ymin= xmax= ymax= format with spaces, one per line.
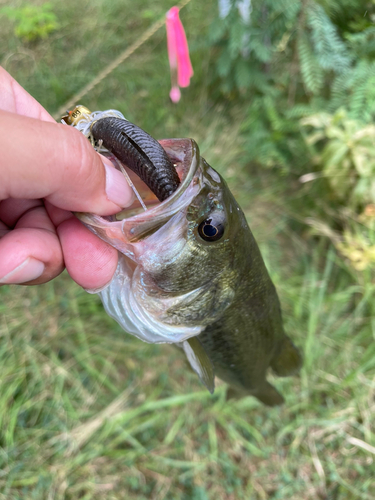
xmin=322 ymin=142 xmax=349 ymax=173
xmin=229 ymin=20 xmax=246 ymax=58
xmin=298 ymin=36 xmax=324 ymax=95
xmin=217 ymin=48 xmax=233 ymax=77
xmin=208 ymin=18 xmax=227 ymax=44
xmin=307 ymin=3 xmax=352 ymax=73
xmin=301 ymin=112 xmax=332 ymax=129
xmin=234 ymin=58 xmax=252 ymax=89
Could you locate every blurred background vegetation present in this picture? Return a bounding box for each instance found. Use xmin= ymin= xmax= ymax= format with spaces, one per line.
xmin=1 ymin=0 xmax=375 ymax=498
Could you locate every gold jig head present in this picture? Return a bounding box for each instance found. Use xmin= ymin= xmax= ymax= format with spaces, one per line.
xmin=61 ymin=105 xmax=92 ymax=126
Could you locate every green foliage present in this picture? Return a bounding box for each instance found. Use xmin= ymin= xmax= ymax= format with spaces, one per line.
xmin=345 ymin=26 xmax=375 ymax=59
xmin=301 ymin=110 xmax=375 ymax=209
xmin=337 ymin=214 xmax=375 ymax=272
xmin=297 ymin=34 xmax=324 ymax=95
xmin=209 ymin=0 xmax=375 ymax=176
xmin=239 ymin=92 xmax=311 ymax=173
xmin=1 ymin=3 xmax=59 ymax=42
xmin=208 ymin=0 xmax=299 ymax=95
xmin=306 ymin=2 xmax=352 ymax=73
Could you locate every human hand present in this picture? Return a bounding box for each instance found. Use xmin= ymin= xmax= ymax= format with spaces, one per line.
xmin=0 ymin=66 xmax=134 ymax=289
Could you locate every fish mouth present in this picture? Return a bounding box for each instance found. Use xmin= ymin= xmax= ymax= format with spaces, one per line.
xmin=76 ymin=139 xmax=202 ymax=252
xmin=116 ymin=138 xmax=198 ymax=224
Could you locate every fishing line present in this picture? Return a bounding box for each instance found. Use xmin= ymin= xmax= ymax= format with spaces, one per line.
xmin=53 ymin=0 xmax=193 ymax=120
xmin=111 ymin=156 xmax=148 ymax=212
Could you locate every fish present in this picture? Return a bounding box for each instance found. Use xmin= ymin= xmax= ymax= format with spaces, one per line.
xmin=69 ymin=109 xmax=302 ymax=406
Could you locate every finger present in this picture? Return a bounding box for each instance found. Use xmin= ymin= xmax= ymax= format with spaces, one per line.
xmin=0 ymin=109 xmax=134 ymax=214
xmin=46 ymin=202 xmax=117 ymax=290
xmin=0 ymin=200 xmax=10 ymax=236
xmin=14 ymin=204 xmax=56 ymax=233
xmin=0 ymin=66 xmax=54 ymax=122
xmin=0 ymin=198 xmax=43 ymax=227
xmin=0 ymin=204 xmax=64 ymax=284
xmin=44 ymin=199 xmax=75 ymax=227
xmin=0 ymin=227 xmax=64 ymax=285
xmin=57 ymin=217 xmax=118 ymax=290
xmin=0 ymin=220 xmax=9 ymax=237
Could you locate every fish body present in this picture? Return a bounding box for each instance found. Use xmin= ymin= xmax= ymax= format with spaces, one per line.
xmin=77 ymin=135 xmax=302 ymax=405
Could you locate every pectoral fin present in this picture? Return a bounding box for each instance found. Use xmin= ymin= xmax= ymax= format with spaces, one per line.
xmin=183 ymin=337 xmax=215 ymax=394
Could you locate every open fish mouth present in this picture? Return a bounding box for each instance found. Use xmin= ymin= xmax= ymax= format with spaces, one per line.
xmin=62 ymin=107 xmax=202 ymax=246
xmin=76 ymin=137 xmax=202 ymax=253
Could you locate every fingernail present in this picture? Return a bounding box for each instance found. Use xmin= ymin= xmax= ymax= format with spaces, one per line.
xmin=102 ymin=157 xmax=135 ymax=208
xmin=84 ymin=281 xmax=111 ymax=294
xmin=0 ymin=257 xmax=45 ymax=284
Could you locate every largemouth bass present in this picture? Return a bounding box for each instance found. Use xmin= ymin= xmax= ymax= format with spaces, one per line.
xmin=64 ymin=108 xmax=302 ymax=406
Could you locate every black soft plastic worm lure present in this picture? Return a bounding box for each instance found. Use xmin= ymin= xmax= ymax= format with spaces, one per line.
xmin=90 ymin=117 xmax=180 ymax=202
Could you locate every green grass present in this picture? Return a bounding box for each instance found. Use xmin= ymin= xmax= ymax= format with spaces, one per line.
xmin=1 ymin=0 xmax=375 ymax=498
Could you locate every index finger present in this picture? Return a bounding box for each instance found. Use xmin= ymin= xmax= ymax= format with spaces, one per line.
xmin=0 ymin=109 xmax=133 ymax=214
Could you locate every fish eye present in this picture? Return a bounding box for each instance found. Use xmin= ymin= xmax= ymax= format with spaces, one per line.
xmin=198 ymin=214 xmax=225 ymax=242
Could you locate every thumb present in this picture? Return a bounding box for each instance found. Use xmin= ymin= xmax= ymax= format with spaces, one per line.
xmin=0 ymin=109 xmax=133 ymax=214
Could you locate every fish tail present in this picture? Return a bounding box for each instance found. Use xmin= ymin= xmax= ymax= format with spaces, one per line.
xmin=254 ymin=381 xmax=285 ymax=406
xmin=271 ymin=336 xmax=303 ymax=377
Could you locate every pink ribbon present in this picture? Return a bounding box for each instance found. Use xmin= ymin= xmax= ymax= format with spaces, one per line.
xmin=166 ymin=7 xmax=193 ymax=103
